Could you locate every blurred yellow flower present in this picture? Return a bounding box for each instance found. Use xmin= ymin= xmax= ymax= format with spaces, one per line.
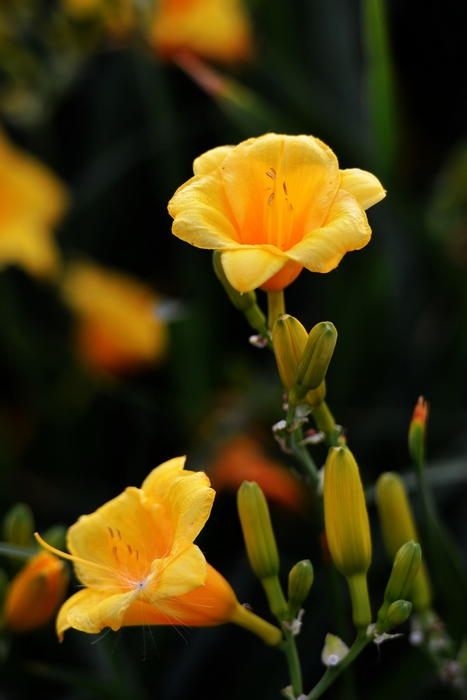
xmin=61 ymin=261 xmax=168 ymax=376
xmin=148 ymin=0 xmax=252 ymax=63
xmin=4 ymin=552 xmax=69 ymax=633
xmin=0 ymin=128 xmax=67 ymax=279
xmin=169 ymin=133 xmax=386 ymax=293
xmin=36 ymin=457 xmax=281 ymax=645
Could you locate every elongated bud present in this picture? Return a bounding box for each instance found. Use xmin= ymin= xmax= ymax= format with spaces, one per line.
xmin=290 ymin=322 xmax=337 ymax=404
xmin=4 ymin=552 xmax=69 ymax=633
xmin=237 ymin=481 xmax=280 ymax=581
xmin=324 ymin=446 xmax=372 ymax=628
xmin=287 ymin=559 xmax=314 ymax=619
xmin=237 ymin=481 xmax=287 ymax=617
xmin=377 ymin=541 xmax=421 ymax=626
xmin=272 ymin=315 xmax=307 ymax=395
xmin=376 ymin=472 xmax=432 ymax=611
xmin=384 ymin=600 xmax=412 ymax=631
xmin=408 ymin=396 xmax=429 ymax=469
xmin=3 ymin=503 xmax=34 ymax=548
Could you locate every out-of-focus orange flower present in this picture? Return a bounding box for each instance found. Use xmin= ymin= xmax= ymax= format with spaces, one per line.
xmin=3 ymin=552 xmax=69 ymax=633
xmin=0 ymin=128 xmax=67 ymax=279
xmin=209 ymin=434 xmax=308 ymax=512
xmin=148 ymin=0 xmax=252 ymax=63
xmin=61 ymin=261 xmax=168 ymax=376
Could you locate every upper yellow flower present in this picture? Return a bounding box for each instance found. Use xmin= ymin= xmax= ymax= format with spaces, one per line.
xmin=36 ymin=457 xmax=281 ymax=645
xmin=168 ymin=133 xmax=386 ymax=293
xmin=0 ymin=128 xmax=68 ymax=279
xmin=148 ymin=0 xmax=252 ymax=63
xmin=61 ymin=260 xmax=168 ymax=376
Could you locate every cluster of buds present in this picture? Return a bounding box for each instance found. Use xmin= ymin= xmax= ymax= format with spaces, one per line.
xmin=0 ymin=503 xmax=69 ymax=634
xmin=272 ymin=315 xmax=337 ymax=408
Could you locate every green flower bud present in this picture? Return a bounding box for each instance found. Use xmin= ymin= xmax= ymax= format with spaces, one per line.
xmin=287 ymin=559 xmax=314 ymax=619
xmin=408 ymin=396 xmax=428 ymax=470
xmin=272 ymin=315 xmax=307 ymax=399
xmin=324 ymin=446 xmax=372 ymax=628
xmin=237 ymin=481 xmax=287 ymax=618
xmin=376 ymin=472 xmax=432 ymax=611
xmin=290 ymin=322 xmax=337 ymax=404
xmin=3 ymin=503 xmax=34 ymax=548
xmin=384 ymin=600 xmax=412 ymax=631
xmin=377 ymin=541 xmax=421 ymax=626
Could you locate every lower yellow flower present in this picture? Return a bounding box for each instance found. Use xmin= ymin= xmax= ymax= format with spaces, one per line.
xmin=4 ymin=552 xmax=69 ymax=633
xmin=61 ymin=261 xmax=168 ymax=376
xmin=0 ymin=128 xmax=67 ymax=279
xmin=36 ymin=457 xmax=281 ymax=645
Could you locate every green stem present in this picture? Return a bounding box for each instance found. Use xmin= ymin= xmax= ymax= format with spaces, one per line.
xmin=267 ymin=291 xmax=285 ymax=330
xmin=284 ymin=407 xmax=320 ymax=488
xmin=0 ymin=542 xmax=36 ymax=559
xmin=307 ymin=628 xmax=372 ymax=699
xmin=280 ymin=630 xmax=303 ymax=697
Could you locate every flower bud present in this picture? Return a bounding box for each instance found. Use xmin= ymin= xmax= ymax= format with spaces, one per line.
xmin=4 ymin=552 xmax=69 ymax=633
xmin=324 ymin=446 xmax=372 ymax=627
xmin=408 ymin=396 xmax=429 ymax=469
xmin=384 ymin=600 xmax=412 ymax=631
xmin=287 ymin=559 xmax=314 ymax=619
xmin=272 ymin=315 xmax=307 ymax=398
xmin=377 ymin=541 xmax=421 ymax=626
xmin=291 ymin=322 xmax=337 ymax=401
xmin=376 ymin=472 xmax=432 ymax=611
xmin=237 ymin=481 xmax=287 ymax=618
xmin=2 ymin=503 xmax=34 ymax=548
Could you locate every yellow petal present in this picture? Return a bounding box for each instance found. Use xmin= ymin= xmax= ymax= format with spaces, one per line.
xmin=66 ymin=487 xmax=171 ymax=588
xmin=287 ymin=190 xmax=371 ymax=273
xmin=220 ymin=134 xmax=339 ymax=248
xmin=57 ymin=588 xmax=137 ymax=637
xmin=149 ymin=544 xmax=207 ymax=600
xmin=193 ymin=146 xmax=233 ymax=175
xmin=169 ymin=169 xmax=242 ymax=248
xmin=220 ymin=247 xmax=287 ymax=293
xmin=141 ymin=457 xmax=215 ymax=546
xmin=339 ymin=168 xmax=386 ymax=210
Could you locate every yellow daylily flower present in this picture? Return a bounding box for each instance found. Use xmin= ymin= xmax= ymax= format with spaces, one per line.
xmin=0 ymin=128 xmax=68 ymax=279
xmin=36 ymin=457 xmax=281 ymax=645
xmin=148 ymin=0 xmax=252 ymax=63
xmin=3 ymin=552 xmax=69 ymax=633
xmin=169 ymin=133 xmax=386 ymax=293
xmin=61 ymin=261 xmax=168 ymax=376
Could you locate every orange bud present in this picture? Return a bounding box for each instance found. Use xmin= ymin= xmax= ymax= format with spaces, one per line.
xmin=4 ymin=552 xmax=69 ymax=633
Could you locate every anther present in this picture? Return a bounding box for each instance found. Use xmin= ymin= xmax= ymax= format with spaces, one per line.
xmin=112 ymin=546 xmax=119 ymax=562
xmin=116 ymin=528 xmax=122 ymax=540
xmin=266 ymin=168 xmax=276 ymax=179
xmin=108 ymin=527 xmax=114 ymax=538
xmin=283 ymin=181 xmax=288 ymax=195
xmin=127 ymin=544 xmax=132 ymax=555
xmin=268 ymin=193 xmax=275 ymax=205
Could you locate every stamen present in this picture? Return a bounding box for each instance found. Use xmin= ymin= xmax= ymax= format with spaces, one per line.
xmin=283 ymin=181 xmax=288 ymax=195
xmin=108 ymin=527 xmax=114 ymax=538
xmin=116 ymin=529 xmax=122 ymax=540
xmin=34 ymin=532 xmax=114 ymax=575
xmin=135 ymin=549 xmax=139 ymax=560
xmin=268 ymin=193 xmax=275 ymax=205
xmin=112 ymin=546 xmax=119 ymax=563
xmin=127 ymin=544 xmax=132 ymax=554
xmin=266 ymin=168 xmax=276 ymax=179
